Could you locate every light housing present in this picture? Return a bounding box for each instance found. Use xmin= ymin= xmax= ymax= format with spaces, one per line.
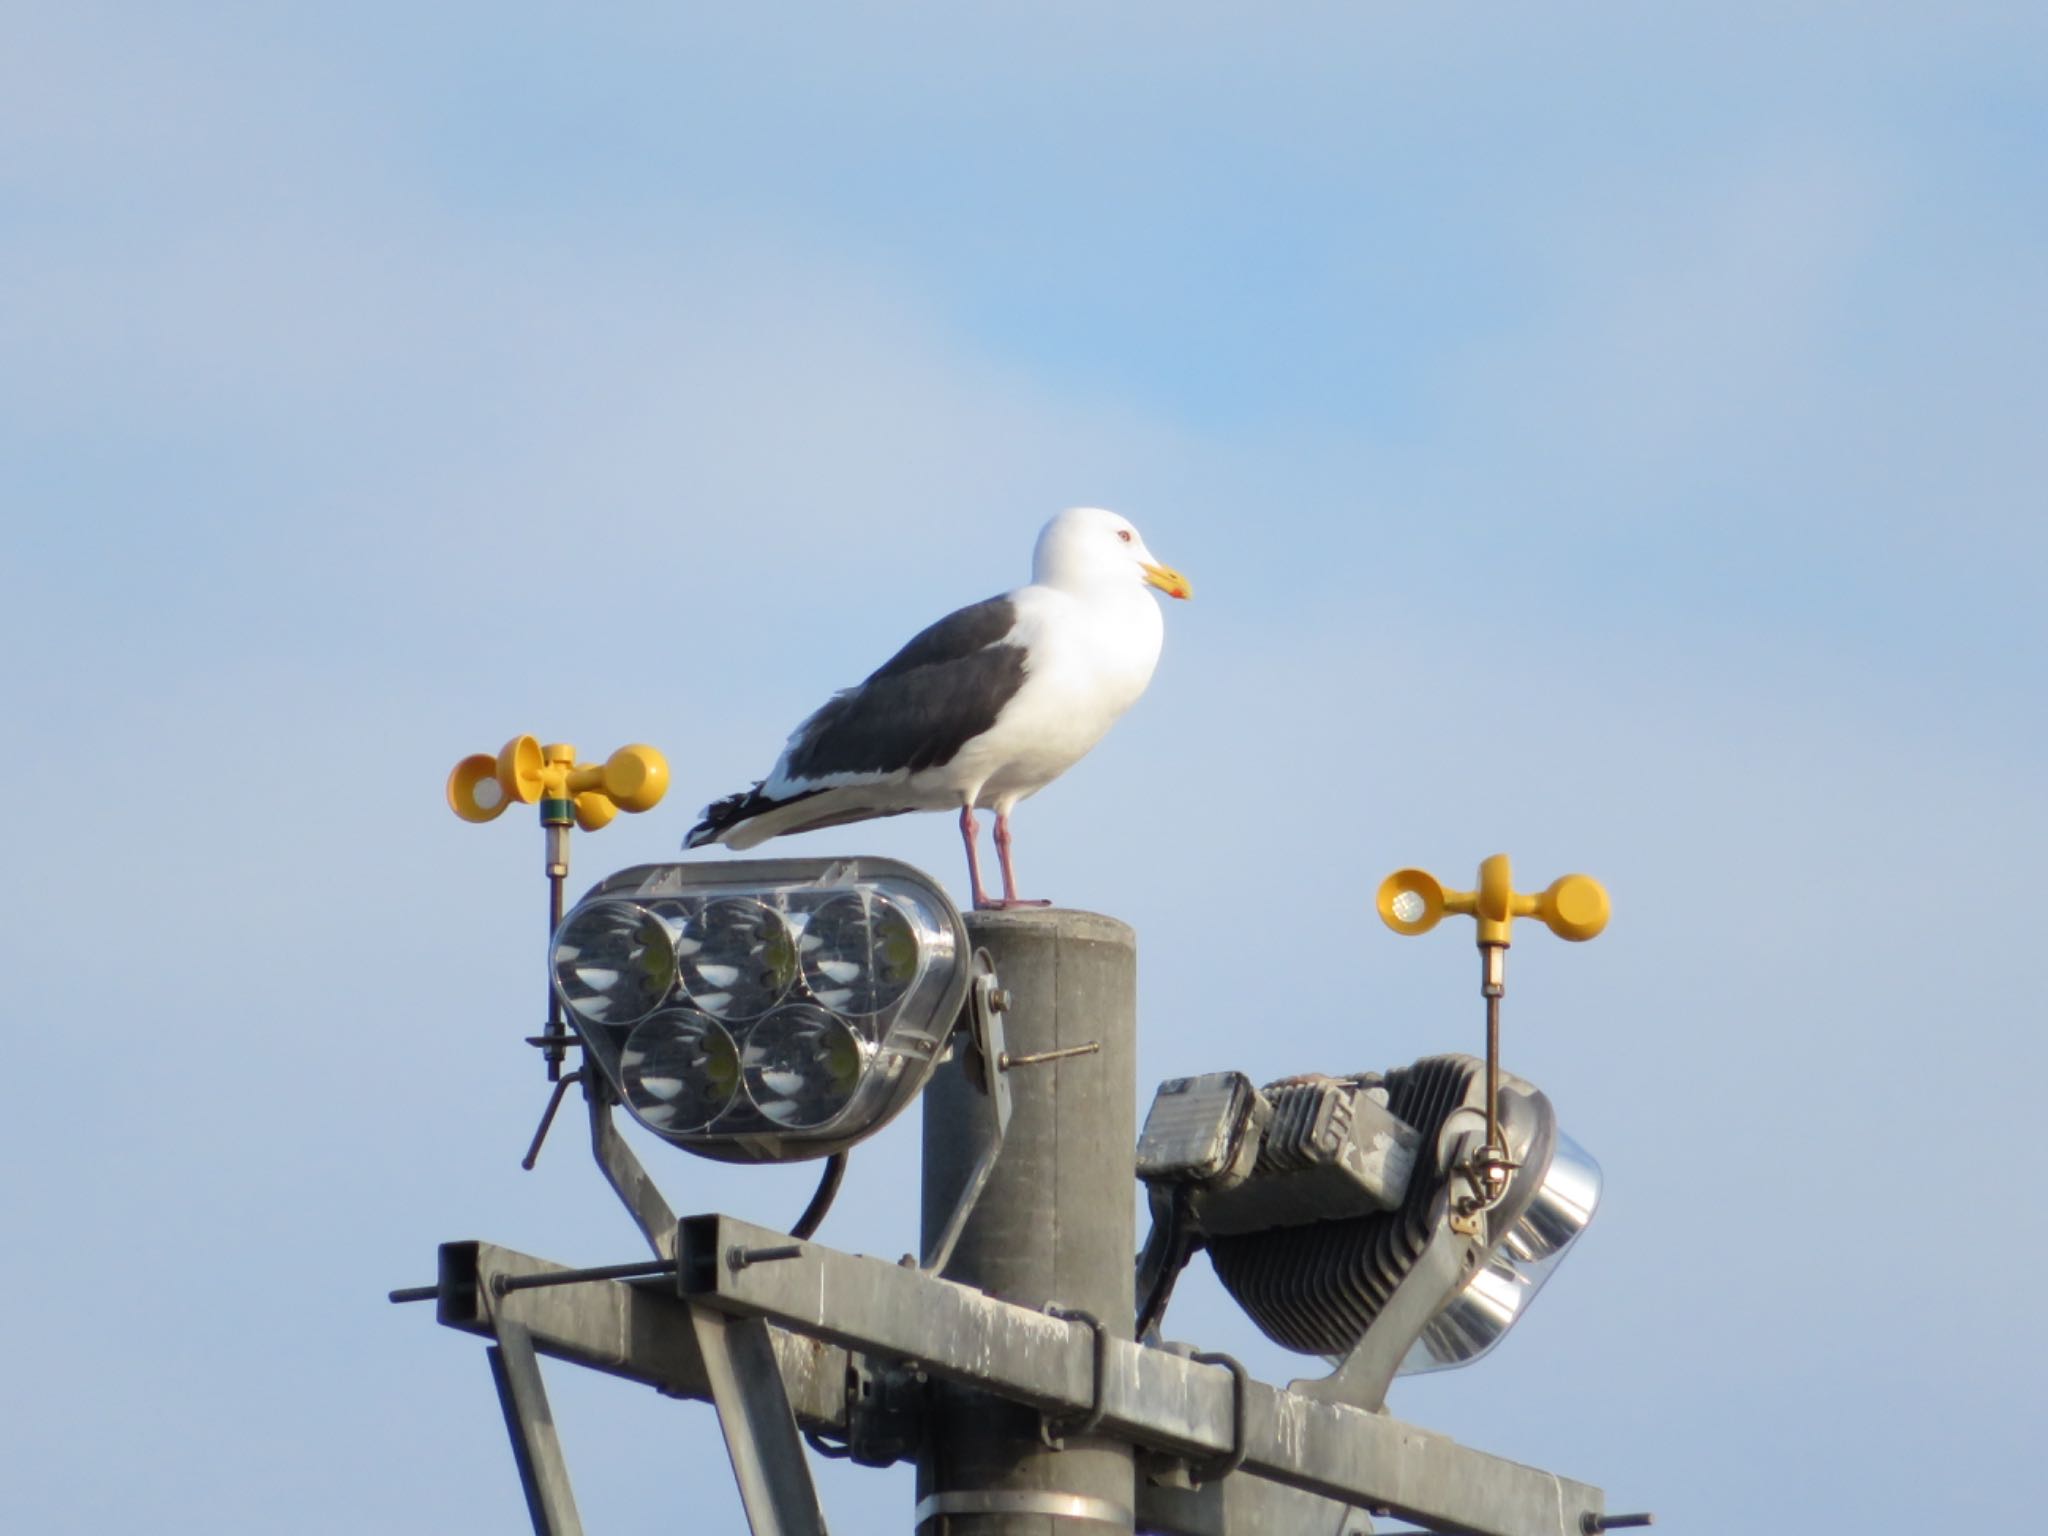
xmin=552 ymin=858 xmax=970 ymax=1163
xmin=1138 ymin=1054 xmax=1598 ymax=1377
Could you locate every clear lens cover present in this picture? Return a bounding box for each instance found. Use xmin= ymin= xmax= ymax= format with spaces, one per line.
xmin=799 ymin=891 xmax=921 ymax=1015
xmin=552 ymin=900 xmax=676 ymax=1027
xmin=551 ymin=858 xmax=968 ymax=1162
xmin=671 ymin=896 xmax=798 ymax=1020
xmin=620 ymin=1008 xmax=740 ymax=1134
xmin=742 ymin=1004 xmax=868 ymax=1129
xmin=1398 ymin=1132 xmax=1602 ymax=1374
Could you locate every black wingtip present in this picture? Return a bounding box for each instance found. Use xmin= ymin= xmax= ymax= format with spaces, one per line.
xmin=685 ymin=785 xmax=767 ymax=849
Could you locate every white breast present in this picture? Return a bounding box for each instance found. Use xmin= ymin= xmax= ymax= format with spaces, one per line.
xmin=943 ymin=584 xmax=1164 ymax=805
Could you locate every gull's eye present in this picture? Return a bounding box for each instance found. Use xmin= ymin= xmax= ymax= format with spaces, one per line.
xmin=1117 ymin=529 xmax=1133 ymax=543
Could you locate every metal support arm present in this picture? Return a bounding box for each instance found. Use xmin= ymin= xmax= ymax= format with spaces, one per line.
xmin=417 ymin=1235 xmax=1591 ymax=1536
xmin=588 ymin=1079 xmax=677 ymax=1260
xmin=677 ymin=1214 xmax=1607 ymax=1536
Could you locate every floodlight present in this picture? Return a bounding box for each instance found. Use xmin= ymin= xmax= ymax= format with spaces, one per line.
xmin=1136 ymin=1054 xmax=1599 ymax=1388
xmin=1132 ymin=852 xmax=1610 ymax=1394
xmin=552 ymin=858 xmax=970 ymax=1163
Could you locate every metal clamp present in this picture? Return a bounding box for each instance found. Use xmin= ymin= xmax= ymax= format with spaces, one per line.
xmin=804 ymin=1353 xmax=924 ymax=1468
xmin=1039 ymin=1305 xmax=1110 ymax=1448
xmin=1188 ymin=1349 xmax=1250 ymax=1484
xmin=915 ymin=1491 xmax=1133 ymax=1529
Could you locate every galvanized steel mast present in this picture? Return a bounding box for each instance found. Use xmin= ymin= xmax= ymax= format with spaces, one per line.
xmin=920 ymin=909 xmax=1138 ymax=1534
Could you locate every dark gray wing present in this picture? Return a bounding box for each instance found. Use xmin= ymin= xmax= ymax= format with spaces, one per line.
xmin=782 ymin=596 xmax=1027 ymax=780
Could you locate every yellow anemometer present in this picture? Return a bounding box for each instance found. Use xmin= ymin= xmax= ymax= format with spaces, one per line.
xmin=1376 ymin=853 xmax=1609 ymax=1229
xmin=447 ymin=736 xmax=670 ymax=1080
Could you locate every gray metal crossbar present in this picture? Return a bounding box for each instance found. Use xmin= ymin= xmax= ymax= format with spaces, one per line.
xmin=420 ymin=1226 xmax=1604 ymax=1536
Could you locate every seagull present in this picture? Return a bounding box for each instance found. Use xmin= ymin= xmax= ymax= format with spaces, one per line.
xmin=685 ymin=507 xmax=1192 ymax=910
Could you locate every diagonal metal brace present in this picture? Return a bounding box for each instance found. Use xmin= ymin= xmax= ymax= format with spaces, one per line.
xmin=1290 ymin=1210 xmax=1483 ymax=1415
xmin=920 ymin=948 xmax=1010 ymax=1273
xmin=485 ymin=1310 xmax=585 ymax=1534
xmin=691 ymin=1306 xmax=830 ymax=1536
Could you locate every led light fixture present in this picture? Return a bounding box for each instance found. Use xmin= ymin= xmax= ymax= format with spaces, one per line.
xmin=552 ymin=858 xmax=969 ymax=1162
xmin=1136 ymin=1055 xmax=1599 ymax=1387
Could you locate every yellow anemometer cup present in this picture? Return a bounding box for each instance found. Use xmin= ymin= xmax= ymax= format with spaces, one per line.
xmin=447 ymin=736 xmax=669 ymax=832
xmin=446 ymin=735 xmax=672 ymax=1083
xmin=1376 ymin=855 xmax=1609 ymax=948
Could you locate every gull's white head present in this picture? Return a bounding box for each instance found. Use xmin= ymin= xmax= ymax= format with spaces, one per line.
xmin=1031 ymin=507 xmax=1193 ymax=601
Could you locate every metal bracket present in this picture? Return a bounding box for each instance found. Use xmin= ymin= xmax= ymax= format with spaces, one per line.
xmin=520 ymin=1068 xmax=583 ymax=1170
xmin=1039 ymin=1306 xmax=1111 ymax=1448
xmin=588 ymin=1074 xmax=678 ymax=1260
xmin=1134 ymin=1184 xmax=1200 ymax=1342
xmin=1287 ymin=1113 xmax=1491 ymax=1414
xmin=1289 ymin=1205 xmax=1483 ymax=1414
xmin=920 ymin=949 xmax=1010 ymax=1274
xmin=815 ymin=1354 xmax=925 ymax=1467
xmin=1187 ymin=1350 xmax=1249 ymax=1485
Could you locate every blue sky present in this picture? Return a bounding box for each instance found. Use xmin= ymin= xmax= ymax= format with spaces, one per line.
xmin=3 ymin=4 xmax=2043 ymax=1532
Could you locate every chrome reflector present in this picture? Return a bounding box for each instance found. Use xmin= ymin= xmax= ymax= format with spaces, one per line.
xmin=1398 ymin=1132 xmax=1600 ymax=1374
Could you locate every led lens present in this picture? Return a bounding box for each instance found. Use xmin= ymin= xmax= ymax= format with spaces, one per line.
xmin=672 ymin=897 xmax=797 ymax=1020
xmin=552 ymin=900 xmax=677 ymax=1026
xmin=743 ymin=1004 xmax=866 ymax=1129
xmin=620 ymin=1009 xmax=739 ymax=1134
xmin=799 ymin=891 xmax=922 ymax=1016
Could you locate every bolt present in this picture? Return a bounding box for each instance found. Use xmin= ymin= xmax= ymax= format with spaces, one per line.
xmin=990 ymin=988 xmax=1012 ymax=1013
xmin=726 ymin=1243 xmax=803 ymax=1272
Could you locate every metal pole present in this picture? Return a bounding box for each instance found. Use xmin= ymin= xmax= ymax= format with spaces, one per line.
xmin=919 ymin=909 xmax=1137 ymax=1535
xmin=543 ymin=818 xmax=570 ymax=1080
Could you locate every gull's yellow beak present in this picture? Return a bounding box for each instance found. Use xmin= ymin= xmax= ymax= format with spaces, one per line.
xmin=1142 ymin=562 xmax=1193 ymax=600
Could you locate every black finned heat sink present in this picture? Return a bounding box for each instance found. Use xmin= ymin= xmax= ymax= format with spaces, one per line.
xmin=1206 ymin=1055 xmax=1483 ymax=1356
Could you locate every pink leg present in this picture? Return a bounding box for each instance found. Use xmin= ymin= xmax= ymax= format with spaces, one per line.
xmin=991 ymin=809 xmax=1052 ymax=908
xmin=959 ymin=806 xmax=993 ymax=910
